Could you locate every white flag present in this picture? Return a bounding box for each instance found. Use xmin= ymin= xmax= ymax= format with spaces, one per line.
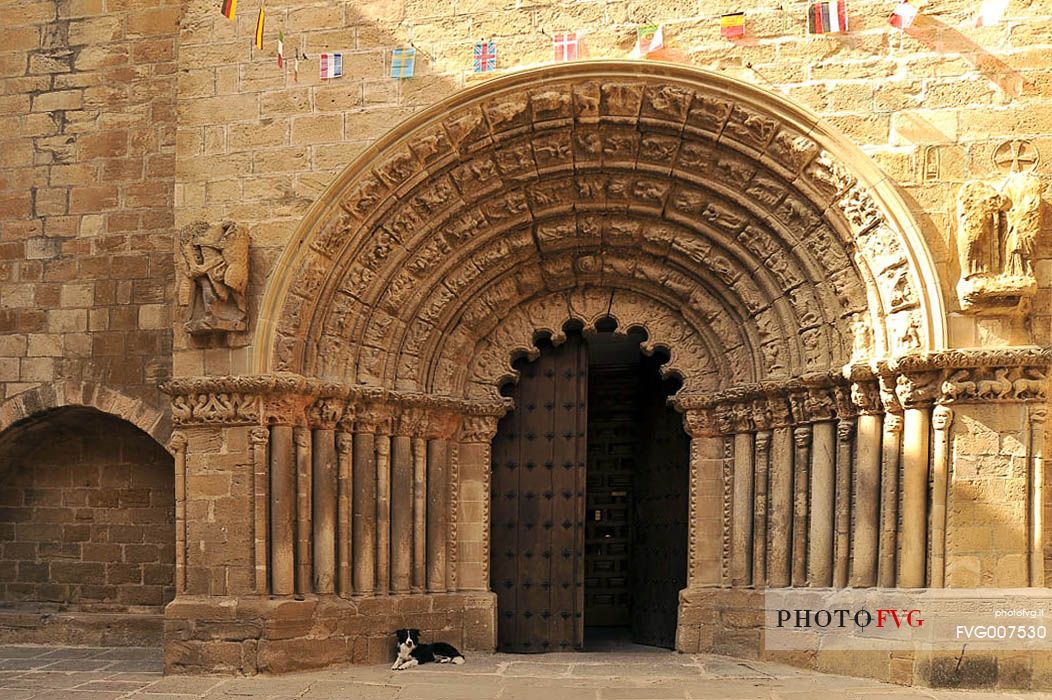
xmin=975 ymin=0 xmax=1008 ymax=26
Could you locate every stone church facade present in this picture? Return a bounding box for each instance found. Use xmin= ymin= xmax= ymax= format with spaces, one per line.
xmin=0 ymin=0 xmax=1050 ymax=690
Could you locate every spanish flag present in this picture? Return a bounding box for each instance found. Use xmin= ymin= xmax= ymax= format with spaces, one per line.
xmin=221 ymin=0 xmax=236 ymax=20
xmin=720 ymin=12 xmax=745 ymax=38
xmin=255 ymin=7 xmax=265 ymax=49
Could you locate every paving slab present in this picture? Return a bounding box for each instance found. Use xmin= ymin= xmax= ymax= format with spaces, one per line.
xmin=0 ymin=646 xmax=1046 ymax=699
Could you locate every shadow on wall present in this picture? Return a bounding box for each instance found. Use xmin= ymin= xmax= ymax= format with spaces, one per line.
xmin=0 ymin=407 xmax=175 ymax=646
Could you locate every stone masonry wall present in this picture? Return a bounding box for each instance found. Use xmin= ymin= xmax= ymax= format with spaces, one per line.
xmin=0 ymin=408 xmax=175 ymax=610
xmin=0 ymin=0 xmax=180 ymax=410
xmin=173 ymin=0 xmax=1052 ymax=381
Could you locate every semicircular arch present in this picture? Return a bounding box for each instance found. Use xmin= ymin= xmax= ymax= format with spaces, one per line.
xmin=254 ymin=61 xmax=947 ymax=398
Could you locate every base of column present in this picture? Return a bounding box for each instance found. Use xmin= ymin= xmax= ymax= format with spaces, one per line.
xmin=676 ymin=587 xmax=1052 ymax=691
xmin=164 ymin=592 xmax=496 ymax=675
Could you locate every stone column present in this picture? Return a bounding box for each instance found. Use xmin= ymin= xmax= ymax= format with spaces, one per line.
xmin=375 ymin=425 xmax=392 ymax=594
xmin=269 ymin=424 xmax=295 ymax=596
xmin=293 ymin=426 xmax=313 ymax=595
xmin=457 ymin=414 xmax=502 ymax=591
xmin=427 ymin=437 xmax=449 ymax=593
xmin=336 ymin=429 xmax=353 ymax=597
xmin=791 ymin=422 xmax=811 ymax=587
xmin=248 ymin=427 xmax=269 ymax=594
xmin=929 ymin=405 xmax=953 ymax=588
xmin=833 ymin=401 xmax=855 ymax=589
xmin=897 ymin=373 xmax=935 ymax=588
xmin=412 ymin=434 xmax=428 ymax=592
xmin=766 ymin=397 xmax=794 ymax=587
xmin=730 ymin=404 xmax=754 ymax=587
xmin=752 ymin=421 xmax=772 ymax=587
xmin=683 ymin=408 xmax=726 ymax=587
xmin=353 ymin=406 xmax=378 ymax=595
xmin=169 ymin=432 xmax=188 ymax=596
xmin=310 ymin=401 xmax=339 ymax=595
xmin=877 ymin=375 xmax=903 ymax=588
xmin=849 ymin=381 xmax=882 ymax=587
xmin=807 ymin=389 xmax=836 ymax=588
xmin=391 ymin=409 xmax=422 ymax=594
xmin=1030 ymin=405 xmax=1046 ymax=586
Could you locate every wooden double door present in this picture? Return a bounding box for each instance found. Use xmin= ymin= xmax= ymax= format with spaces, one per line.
xmin=490 ymin=334 xmax=689 ymax=653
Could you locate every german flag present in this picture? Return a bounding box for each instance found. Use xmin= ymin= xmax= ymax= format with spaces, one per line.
xmin=255 ymin=7 xmax=265 ymax=49
xmin=221 ymin=0 xmax=236 ymax=20
xmin=720 ymin=12 xmax=745 ymax=38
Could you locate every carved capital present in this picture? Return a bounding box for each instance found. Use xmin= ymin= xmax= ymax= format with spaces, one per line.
xmin=850 ymin=380 xmax=882 ymax=415
xmin=263 ymin=393 xmax=312 ymax=427
xmin=805 ymin=387 xmax=836 ymax=422
xmin=308 ymin=397 xmax=345 ymax=429
xmin=396 ymin=406 xmax=428 ymax=437
xmin=751 ymin=399 xmax=772 ymax=431
xmin=459 ymin=414 xmax=501 ymax=443
xmin=249 ymin=426 xmax=269 ymax=447
xmin=878 ymin=375 xmax=902 ymax=414
xmin=714 ymin=405 xmax=735 ymax=435
xmin=755 ymin=430 xmax=772 ymax=452
xmin=837 ymin=419 xmax=854 ymax=442
xmin=168 ymin=431 xmax=188 ymax=454
xmin=932 ymin=404 xmax=954 ymax=431
xmin=731 ymin=401 xmax=753 ymax=433
xmin=336 ymin=432 xmax=354 ymax=455
xmin=767 ymin=395 xmax=792 ymax=428
xmin=884 ymin=413 xmax=904 ymax=433
xmin=895 ymin=371 xmax=939 ymax=409
xmin=425 ymin=409 xmax=461 ymax=440
xmin=1030 ymin=405 xmax=1048 ymax=424
xmin=683 ymin=408 xmax=717 ymax=437
xmin=793 ymin=425 xmax=812 ymax=448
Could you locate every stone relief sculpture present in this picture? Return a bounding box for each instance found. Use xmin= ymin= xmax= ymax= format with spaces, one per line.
xmin=178 ymin=221 xmax=250 ymax=338
xmin=955 ymin=170 xmax=1043 ymax=313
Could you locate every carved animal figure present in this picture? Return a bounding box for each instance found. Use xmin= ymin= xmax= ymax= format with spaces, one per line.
xmin=956 ymin=181 xmax=1008 ymax=278
xmin=977 ymin=367 xmax=1013 ymax=400
xmin=1011 ymin=368 xmax=1046 ymax=399
xmin=178 ymin=221 xmax=249 ymax=335
xmin=941 ymin=369 xmax=976 ymax=402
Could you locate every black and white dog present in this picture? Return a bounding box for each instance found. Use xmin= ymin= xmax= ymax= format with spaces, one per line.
xmin=391 ymin=628 xmax=465 ymax=670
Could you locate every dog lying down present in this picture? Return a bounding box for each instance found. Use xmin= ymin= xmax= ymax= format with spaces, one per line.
xmin=391 ymin=628 xmax=465 ymax=670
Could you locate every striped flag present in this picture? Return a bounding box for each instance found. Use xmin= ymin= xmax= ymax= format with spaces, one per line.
xmin=473 ymin=40 xmax=496 ymax=73
xmin=254 ymin=7 xmax=265 ymax=49
xmin=975 ymin=0 xmax=1008 ymax=26
xmin=888 ymin=1 xmax=918 ymax=29
xmin=720 ymin=12 xmax=745 ymax=38
xmin=277 ymin=31 xmax=284 ymax=68
xmin=808 ymin=0 xmax=848 ymax=33
xmin=320 ymin=52 xmax=343 ymax=80
xmin=221 ymin=0 xmax=236 ymax=20
xmin=391 ymin=47 xmax=416 ymax=78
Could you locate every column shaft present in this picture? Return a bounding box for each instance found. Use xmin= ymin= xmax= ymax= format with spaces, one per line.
xmin=833 ymin=419 xmax=854 ymax=588
xmin=336 ymin=432 xmax=353 ymax=596
xmin=767 ymin=427 xmax=793 ymax=587
xmin=376 ymin=434 xmax=392 ymax=593
xmin=312 ymin=428 xmax=337 ymax=594
xmin=808 ymin=421 xmax=835 ymax=587
xmin=1030 ymin=408 xmax=1046 ymax=586
xmin=877 ymin=414 xmax=903 ymax=587
xmin=269 ymin=425 xmax=295 ymax=596
xmin=791 ymin=426 xmax=811 ymax=587
xmin=899 ymin=407 xmax=931 ymax=588
xmin=353 ymin=431 xmax=377 ymax=594
xmin=427 ymin=439 xmax=449 ymax=592
xmin=731 ymin=432 xmax=754 ymax=586
xmin=930 ymin=406 xmax=953 ymax=588
xmin=391 ymin=435 xmax=414 ymax=593
xmin=294 ymin=427 xmax=312 ymax=595
xmin=752 ymin=431 xmax=771 ymax=587
xmin=412 ymin=436 xmax=427 ymax=591
xmin=850 ymin=413 xmax=882 ymax=587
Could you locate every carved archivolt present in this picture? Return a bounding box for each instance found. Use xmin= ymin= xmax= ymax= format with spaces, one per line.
xmin=255 ymin=62 xmax=947 ymax=398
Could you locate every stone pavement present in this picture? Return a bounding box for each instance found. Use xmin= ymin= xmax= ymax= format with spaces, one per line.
xmin=0 ymin=645 xmax=1049 ymax=700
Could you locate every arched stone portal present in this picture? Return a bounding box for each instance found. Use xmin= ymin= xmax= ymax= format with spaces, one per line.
xmin=164 ymin=63 xmax=1052 ymax=685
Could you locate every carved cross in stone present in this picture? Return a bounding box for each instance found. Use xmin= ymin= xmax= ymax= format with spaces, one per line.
xmin=993 ymin=140 xmax=1039 ymax=174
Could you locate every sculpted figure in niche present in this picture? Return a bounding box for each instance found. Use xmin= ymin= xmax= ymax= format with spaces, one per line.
xmin=955 ymin=171 xmax=1043 ymax=313
xmin=178 ymin=221 xmax=250 ymax=336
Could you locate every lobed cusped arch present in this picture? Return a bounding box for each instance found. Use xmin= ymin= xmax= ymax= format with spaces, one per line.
xmin=254 ymin=61 xmax=947 ymax=398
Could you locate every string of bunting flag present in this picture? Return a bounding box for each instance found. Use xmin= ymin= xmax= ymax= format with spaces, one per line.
xmin=218 ymin=0 xmax=1015 ymax=80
